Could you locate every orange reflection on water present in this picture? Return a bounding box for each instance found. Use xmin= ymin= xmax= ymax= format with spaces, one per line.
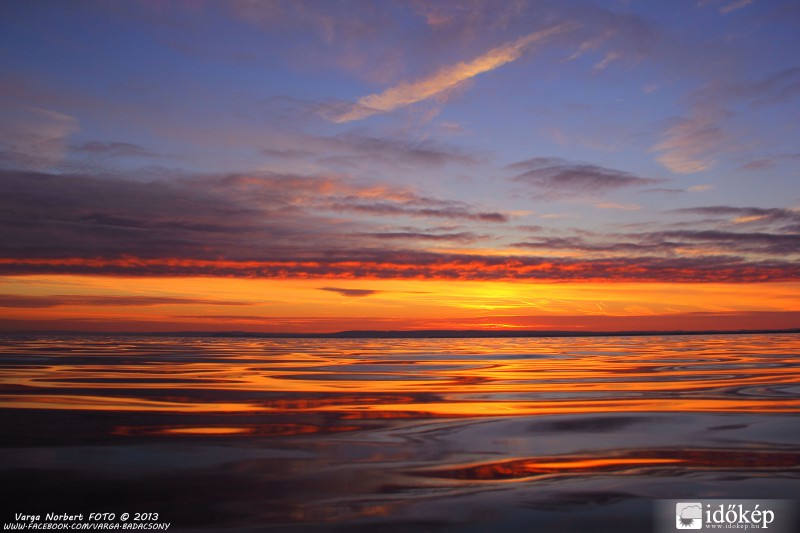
xmin=408 ymin=447 xmax=800 ymax=482
xmin=0 ymin=334 xmax=798 ymax=418
xmin=160 ymin=427 xmax=253 ymax=436
xmin=113 ymin=422 xmax=366 ymax=437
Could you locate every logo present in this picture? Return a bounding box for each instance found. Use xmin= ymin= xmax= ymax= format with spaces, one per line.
xmin=657 ymin=499 xmax=794 ymax=533
xmin=676 ymin=502 xmax=703 ymax=529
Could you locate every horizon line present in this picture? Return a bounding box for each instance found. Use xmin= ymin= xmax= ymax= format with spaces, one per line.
xmin=1 ymin=327 xmax=798 ymax=339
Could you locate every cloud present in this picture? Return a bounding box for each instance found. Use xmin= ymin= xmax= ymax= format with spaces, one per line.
xmin=594 ymin=202 xmax=642 ymax=211
xmin=513 ymin=236 xmax=674 ymax=255
xmin=227 ymin=0 xmax=410 ymax=82
xmin=319 ymin=287 xmax=381 ymax=298
xmin=325 ymin=198 xmax=508 ymax=223
xmin=643 ymin=188 xmax=686 ymax=195
xmin=359 ymin=231 xmax=485 ymax=243
xmin=593 ymin=51 xmax=620 ymax=72
xmin=740 ymin=153 xmax=800 ymax=172
xmin=256 ymin=131 xmax=483 ymax=177
xmin=306 ymin=132 xmax=481 ymax=171
xmin=698 ymin=0 xmax=754 ymax=14
xmin=0 ymin=168 xmax=508 ymax=270
xmin=0 ymin=105 xmax=78 ymax=169
xmin=327 ymin=133 xmax=480 ymax=167
xmin=260 ymin=147 xmax=316 ymax=160
xmin=515 ymin=226 xmax=800 ymax=257
xmin=652 ymin=114 xmax=726 ymax=174
xmin=510 ymin=157 xmax=663 ymax=198
xmin=673 ymin=205 xmax=800 ymax=226
xmin=0 ymin=294 xmax=253 ymax=308
xmin=731 ymin=67 xmax=800 ymax=107
xmin=1 ymin=168 xmax=797 ymax=285
xmin=740 ymin=158 xmax=774 ymax=172
xmin=673 ymin=206 xmax=800 ymax=235
xmin=72 ymin=141 xmax=155 ymax=158
xmin=654 ymin=230 xmax=800 ymax=255
xmin=652 ymin=67 xmax=800 ymax=174
xmin=1 ymin=254 xmax=797 ymax=283
xmin=173 ymin=315 xmax=274 ymax=321
xmin=327 ymin=24 xmax=570 ymax=122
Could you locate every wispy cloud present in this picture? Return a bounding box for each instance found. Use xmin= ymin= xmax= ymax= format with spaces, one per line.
xmin=698 ymin=0 xmax=754 ymax=14
xmin=328 ymin=24 xmax=570 ymax=123
xmin=651 ymin=67 xmax=800 ymax=174
xmin=651 ymin=113 xmax=726 ymax=174
xmin=0 ymin=105 xmax=78 ymax=169
xmin=592 ymin=51 xmax=620 ymax=72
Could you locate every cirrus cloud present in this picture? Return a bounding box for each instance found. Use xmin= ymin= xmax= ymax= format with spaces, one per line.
xmin=327 ymin=24 xmax=571 ymax=122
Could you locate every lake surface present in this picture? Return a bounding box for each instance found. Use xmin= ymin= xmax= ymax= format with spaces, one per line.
xmin=1 ymin=334 xmax=799 ymax=531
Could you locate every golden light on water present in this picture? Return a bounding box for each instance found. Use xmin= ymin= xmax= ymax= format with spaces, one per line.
xmin=2 ymin=335 xmax=798 ymax=418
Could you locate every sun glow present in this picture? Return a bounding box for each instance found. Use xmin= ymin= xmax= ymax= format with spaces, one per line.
xmin=1 ymin=275 xmax=799 ymax=333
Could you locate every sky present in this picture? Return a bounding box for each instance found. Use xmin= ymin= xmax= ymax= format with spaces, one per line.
xmin=1 ymin=0 xmax=799 ymax=333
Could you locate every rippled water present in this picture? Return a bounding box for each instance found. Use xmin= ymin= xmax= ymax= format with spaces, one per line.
xmin=1 ymin=334 xmax=799 ymax=531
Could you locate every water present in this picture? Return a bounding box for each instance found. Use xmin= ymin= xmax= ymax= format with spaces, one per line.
xmin=1 ymin=334 xmax=799 ymax=531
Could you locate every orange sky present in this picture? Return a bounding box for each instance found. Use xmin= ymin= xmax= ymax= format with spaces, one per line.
xmin=2 ymin=275 xmax=798 ymax=333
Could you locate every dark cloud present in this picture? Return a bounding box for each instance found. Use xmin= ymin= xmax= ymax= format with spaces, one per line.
xmin=1 ymin=170 xmax=797 ymax=284
xmin=0 ymin=294 xmax=252 ymax=308
xmin=1 ymin=252 xmax=797 ymax=283
xmin=72 ymin=141 xmax=155 ymax=158
xmin=655 ymin=230 xmax=800 ymax=255
xmin=359 ymin=231 xmax=485 ymax=243
xmin=173 ymin=315 xmax=273 ymax=321
xmin=513 ymin=236 xmax=680 ymax=255
xmin=260 ymin=132 xmax=481 ymax=172
xmin=0 ymin=169 xmax=506 ymax=263
xmin=0 ymin=169 xmax=313 ymax=260
xmin=515 ymin=227 xmax=800 ymax=257
xmin=319 ymin=287 xmax=381 ymax=298
xmin=326 ymin=199 xmax=507 ymax=223
xmin=324 ymin=133 xmax=480 ymax=167
xmin=509 ymin=157 xmax=663 ymax=198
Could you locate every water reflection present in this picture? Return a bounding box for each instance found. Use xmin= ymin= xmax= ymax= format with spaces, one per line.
xmin=2 ymin=335 xmax=800 ymax=416
xmin=0 ymin=334 xmax=799 ymax=531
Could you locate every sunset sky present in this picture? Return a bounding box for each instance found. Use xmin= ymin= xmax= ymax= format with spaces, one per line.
xmin=1 ymin=0 xmax=799 ymax=333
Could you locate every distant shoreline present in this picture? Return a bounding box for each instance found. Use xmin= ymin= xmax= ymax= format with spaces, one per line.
xmin=1 ymin=328 xmax=798 ymax=339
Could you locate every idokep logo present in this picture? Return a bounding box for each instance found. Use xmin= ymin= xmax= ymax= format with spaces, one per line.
xmin=656 ymin=499 xmax=795 ymax=533
xmin=676 ymin=502 xmax=703 ymax=529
